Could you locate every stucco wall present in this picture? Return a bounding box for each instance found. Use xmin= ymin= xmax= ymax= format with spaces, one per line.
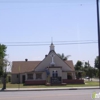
xmin=62 ymin=72 xmax=67 ymax=79
xmin=42 ymin=72 xmax=46 ymax=80
xmin=34 ymin=72 xmax=46 ymax=80
xmin=20 ymin=73 xmax=26 ymax=83
xmin=12 ymin=72 xmax=75 ymax=84
xmin=11 ymin=73 xmax=26 ymax=84
xmin=26 ymin=72 xmax=46 ymax=81
xmin=49 ymin=68 xmax=62 ymax=77
xmin=11 ymin=74 xmax=19 ymax=84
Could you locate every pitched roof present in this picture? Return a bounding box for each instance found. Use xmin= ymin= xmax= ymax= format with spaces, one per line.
xmin=49 ymin=50 xmax=75 ymax=71
xmin=12 ymin=61 xmax=41 ymax=74
xmin=65 ymin=60 xmax=75 ymax=71
xmin=12 ymin=60 xmax=75 ymax=74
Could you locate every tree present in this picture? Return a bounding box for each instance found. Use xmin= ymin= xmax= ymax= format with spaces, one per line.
xmin=0 ymin=58 xmax=3 ymax=77
xmin=96 ymin=69 xmax=99 ymax=78
xmin=75 ymin=61 xmax=83 ymax=79
xmin=75 ymin=60 xmax=99 ymax=79
xmin=82 ymin=71 xmax=86 ymax=78
xmin=87 ymin=67 xmax=93 ymax=81
xmin=0 ymin=44 xmax=7 ymax=76
xmin=57 ymin=53 xmax=71 ymax=61
xmin=75 ymin=60 xmax=83 ymax=71
xmin=83 ymin=61 xmax=90 ymax=77
xmin=0 ymin=44 xmax=8 ymax=90
xmin=94 ymin=56 xmax=99 ymax=69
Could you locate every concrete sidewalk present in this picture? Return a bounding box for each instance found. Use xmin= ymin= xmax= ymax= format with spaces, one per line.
xmin=0 ymin=86 xmax=99 ymax=91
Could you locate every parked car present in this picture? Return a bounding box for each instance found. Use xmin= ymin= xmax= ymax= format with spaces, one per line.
xmin=85 ymin=77 xmax=90 ymax=79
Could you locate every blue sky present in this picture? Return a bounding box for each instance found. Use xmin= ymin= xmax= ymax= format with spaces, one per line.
xmin=0 ymin=0 xmax=99 ymax=71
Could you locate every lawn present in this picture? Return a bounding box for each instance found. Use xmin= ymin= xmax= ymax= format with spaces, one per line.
xmin=0 ymin=81 xmax=99 ymax=88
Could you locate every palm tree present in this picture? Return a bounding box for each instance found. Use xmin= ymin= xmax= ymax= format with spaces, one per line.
xmin=57 ymin=53 xmax=71 ymax=61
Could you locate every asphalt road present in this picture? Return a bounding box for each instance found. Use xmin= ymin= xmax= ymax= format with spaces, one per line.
xmin=0 ymin=89 xmax=100 ymax=100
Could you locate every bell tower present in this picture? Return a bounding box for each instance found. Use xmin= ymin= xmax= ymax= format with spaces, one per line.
xmin=50 ymin=37 xmax=55 ymax=51
xmin=50 ymin=43 xmax=55 ymax=51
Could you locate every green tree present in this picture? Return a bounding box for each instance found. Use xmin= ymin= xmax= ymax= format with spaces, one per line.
xmin=94 ymin=56 xmax=99 ymax=69
xmin=0 ymin=44 xmax=7 ymax=77
xmin=0 ymin=58 xmax=3 ymax=77
xmin=75 ymin=60 xmax=83 ymax=71
xmin=83 ymin=60 xmax=98 ymax=80
xmin=82 ymin=71 xmax=86 ymax=78
xmin=96 ymin=69 xmax=99 ymax=78
xmin=75 ymin=61 xmax=83 ymax=79
xmin=87 ymin=67 xmax=93 ymax=80
xmin=92 ymin=68 xmax=98 ymax=78
xmin=0 ymin=44 xmax=8 ymax=90
xmin=83 ymin=61 xmax=90 ymax=77
xmin=57 ymin=53 xmax=71 ymax=61
xmin=75 ymin=60 xmax=99 ymax=79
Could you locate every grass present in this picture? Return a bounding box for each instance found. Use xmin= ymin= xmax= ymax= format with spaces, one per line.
xmin=0 ymin=81 xmax=99 ymax=88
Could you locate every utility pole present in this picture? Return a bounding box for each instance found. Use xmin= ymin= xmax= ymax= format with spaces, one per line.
xmin=96 ymin=0 xmax=100 ymax=88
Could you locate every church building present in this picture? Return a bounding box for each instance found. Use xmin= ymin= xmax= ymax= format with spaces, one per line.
xmin=11 ymin=43 xmax=84 ymax=85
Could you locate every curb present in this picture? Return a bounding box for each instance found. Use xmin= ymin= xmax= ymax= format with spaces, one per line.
xmin=0 ymin=88 xmax=99 ymax=92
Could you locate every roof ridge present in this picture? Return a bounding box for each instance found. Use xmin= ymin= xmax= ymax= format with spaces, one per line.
xmin=13 ymin=61 xmax=41 ymax=62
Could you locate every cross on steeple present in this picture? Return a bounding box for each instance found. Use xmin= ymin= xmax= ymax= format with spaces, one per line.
xmin=51 ymin=37 xmax=53 ymax=44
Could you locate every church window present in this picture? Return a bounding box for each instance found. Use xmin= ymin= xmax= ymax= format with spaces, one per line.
xmin=36 ymin=73 xmax=42 ymax=79
xmin=27 ymin=73 xmax=33 ymax=79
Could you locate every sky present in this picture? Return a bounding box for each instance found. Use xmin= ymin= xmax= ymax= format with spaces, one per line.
xmin=0 ymin=0 xmax=99 ymax=71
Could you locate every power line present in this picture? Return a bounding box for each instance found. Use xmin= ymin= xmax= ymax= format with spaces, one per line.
xmin=0 ymin=0 xmax=94 ymax=4
xmin=0 ymin=40 xmax=98 ymax=44
xmin=5 ymin=41 xmax=98 ymax=46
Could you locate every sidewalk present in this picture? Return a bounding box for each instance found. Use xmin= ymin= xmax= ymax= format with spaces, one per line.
xmin=0 ymin=86 xmax=99 ymax=91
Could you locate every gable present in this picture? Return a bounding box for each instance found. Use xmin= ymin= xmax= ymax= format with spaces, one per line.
xmin=34 ymin=51 xmax=73 ymax=71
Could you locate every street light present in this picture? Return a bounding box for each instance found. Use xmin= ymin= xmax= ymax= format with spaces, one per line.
xmin=96 ymin=0 xmax=100 ymax=88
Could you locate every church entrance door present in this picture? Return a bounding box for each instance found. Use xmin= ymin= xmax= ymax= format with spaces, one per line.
xmin=51 ymin=70 xmax=61 ymax=84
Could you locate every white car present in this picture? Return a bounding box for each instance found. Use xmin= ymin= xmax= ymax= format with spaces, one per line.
xmin=85 ymin=77 xmax=90 ymax=79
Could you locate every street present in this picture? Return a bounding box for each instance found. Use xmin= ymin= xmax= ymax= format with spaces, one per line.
xmin=0 ymin=89 xmax=100 ymax=100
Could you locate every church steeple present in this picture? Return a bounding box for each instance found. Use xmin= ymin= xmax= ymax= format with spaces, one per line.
xmin=50 ymin=42 xmax=55 ymax=51
xmin=50 ymin=37 xmax=55 ymax=51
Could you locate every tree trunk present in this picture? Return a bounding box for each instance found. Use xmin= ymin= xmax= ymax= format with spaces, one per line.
xmin=2 ymin=73 xmax=6 ymax=90
xmin=2 ymin=78 xmax=6 ymax=89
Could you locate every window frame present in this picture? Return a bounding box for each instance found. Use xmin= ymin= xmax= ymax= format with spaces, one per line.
xmin=27 ymin=73 xmax=33 ymax=80
xmin=36 ymin=73 xmax=42 ymax=80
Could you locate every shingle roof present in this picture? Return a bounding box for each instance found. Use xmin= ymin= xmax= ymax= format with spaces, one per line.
xmin=65 ymin=60 xmax=75 ymax=71
xmin=12 ymin=61 xmax=41 ymax=74
xmin=12 ymin=60 xmax=75 ymax=74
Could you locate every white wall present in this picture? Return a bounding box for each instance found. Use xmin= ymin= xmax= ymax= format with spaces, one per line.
xmin=49 ymin=68 xmax=62 ymax=77
xmin=11 ymin=74 xmax=19 ymax=84
xmin=62 ymin=72 xmax=67 ymax=79
xmin=42 ymin=72 xmax=46 ymax=80
xmin=33 ymin=72 xmax=46 ymax=80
